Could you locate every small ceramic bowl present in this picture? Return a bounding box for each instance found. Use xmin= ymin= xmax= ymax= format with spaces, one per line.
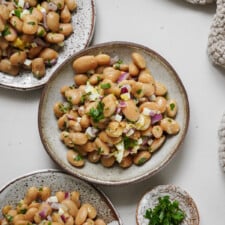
xmin=0 ymin=0 xmax=96 ymax=91
xmin=38 ymin=41 xmax=189 ymax=185
xmin=136 ymin=184 xmax=200 ymax=225
xmin=0 ymin=169 xmax=122 ymax=225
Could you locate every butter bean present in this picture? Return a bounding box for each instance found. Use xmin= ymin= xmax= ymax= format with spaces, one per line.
xmin=59 ymin=23 xmax=73 ymax=36
xmin=45 ymin=33 xmax=64 ymax=44
xmin=69 ymin=132 xmax=88 ymax=145
xmin=75 ymin=205 xmax=88 ymax=225
xmin=122 ymin=99 xmax=140 ymax=122
xmin=61 ymin=5 xmax=71 ymax=23
xmin=0 ymin=59 xmax=19 ymax=76
xmin=133 ymin=150 xmax=151 ymax=165
xmin=131 ymin=52 xmax=146 ymax=69
xmin=160 ymin=118 xmax=180 ymax=135
xmin=73 ymin=56 xmax=98 ymax=73
xmin=10 ymin=51 xmax=27 ymax=66
xmin=166 ymin=99 xmax=178 ymax=117
xmin=67 ymin=150 xmax=85 ymax=167
xmin=47 ymin=12 xmax=60 ymax=32
xmin=95 ymin=54 xmax=111 ymax=66
xmin=31 ymin=58 xmax=46 ymax=78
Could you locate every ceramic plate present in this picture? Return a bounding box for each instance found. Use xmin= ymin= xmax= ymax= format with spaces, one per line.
xmin=38 ymin=41 xmax=189 ymax=185
xmin=136 ymin=184 xmax=200 ymax=225
xmin=0 ymin=169 xmax=122 ymax=225
xmin=0 ymin=0 xmax=96 ymax=91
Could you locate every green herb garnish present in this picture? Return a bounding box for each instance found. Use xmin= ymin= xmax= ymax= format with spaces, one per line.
xmin=114 ymin=59 xmax=123 ymax=69
xmin=5 ymin=215 xmax=13 ymax=222
xmin=74 ymin=154 xmax=83 ymax=161
xmin=100 ymin=83 xmax=111 ymax=89
xmin=136 ymin=89 xmax=142 ymax=95
xmin=14 ymin=9 xmax=22 ymax=18
xmin=138 ymin=157 xmax=147 ymax=165
xmin=123 ymin=136 xmax=137 ymax=150
xmin=144 ymin=195 xmax=185 ymax=225
xmin=2 ymin=25 xmax=11 ymax=37
xmin=27 ymin=21 xmax=36 ymax=25
xmin=88 ymin=102 xmax=104 ymax=123
xmin=20 ymin=208 xmax=27 ymax=214
xmin=170 ymin=103 xmax=175 ymax=111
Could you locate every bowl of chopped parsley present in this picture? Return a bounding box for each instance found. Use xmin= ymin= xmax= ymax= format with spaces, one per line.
xmin=136 ymin=184 xmax=200 ymax=225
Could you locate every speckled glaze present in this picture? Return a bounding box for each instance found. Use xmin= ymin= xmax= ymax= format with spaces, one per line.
xmin=38 ymin=41 xmax=190 ymax=186
xmin=136 ymin=184 xmax=200 ymax=225
xmin=0 ymin=169 xmax=122 ymax=225
xmin=0 ymin=0 xmax=96 ymax=91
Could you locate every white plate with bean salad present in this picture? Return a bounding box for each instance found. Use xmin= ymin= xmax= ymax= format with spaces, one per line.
xmin=0 ymin=0 xmax=95 ymax=91
xmin=38 ymin=41 xmax=190 ymax=185
xmin=0 ymin=169 xmax=122 ymax=225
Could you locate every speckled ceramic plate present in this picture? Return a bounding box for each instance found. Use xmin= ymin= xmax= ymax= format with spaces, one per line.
xmin=0 ymin=169 xmax=122 ymax=225
xmin=38 ymin=41 xmax=189 ymax=185
xmin=0 ymin=0 xmax=96 ymax=91
xmin=136 ymin=184 xmax=200 ymax=225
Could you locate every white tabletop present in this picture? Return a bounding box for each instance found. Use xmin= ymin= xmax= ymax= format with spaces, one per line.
xmin=1 ymin=0 xmax=225 ymax=224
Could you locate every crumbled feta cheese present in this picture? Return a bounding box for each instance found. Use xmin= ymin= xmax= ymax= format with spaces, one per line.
xmin=134 ymin=114 xmax=145 ymax=130
xmin=113 ymin=114 xmax=122 ymax=122
xmin=47 ymin=196 xmax=58 ymax=203
xmin=115 ymin=141 xmax=125 ymax=163
xmin=142 ymin=107 xmax=151 ymax=116
xmin=85 ymin=127 xmax=98 ymax=139
xmin=18 ymin=0 xmax=25 ymax=8
xmin=58 ymin=207 xmax=64 ymax=215
xmin=24 ymin=59 xmax=32 ymax=66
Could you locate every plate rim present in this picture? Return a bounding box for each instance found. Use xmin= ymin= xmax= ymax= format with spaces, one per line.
xmin=38 ymin=41 xmax=190 ymax=186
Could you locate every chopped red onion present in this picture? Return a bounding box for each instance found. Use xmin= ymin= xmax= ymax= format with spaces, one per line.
xmin=151 ymin=113 xmax=163 ymax=124
xmin=117 ymin=72 xmax=129 ymax=83
xmin=42 ymin=11 xmax=48 ymax=30
xmin=33 ymin=37 xmax=48 ymax=47
xmin=118 ymin=101 xmax=127 ymax=108
xmin=120 ymin=86 xmax=128 ymax=94
xmin=65 ymin=192 xmax=69 ymax=199
xmin=60 ymin=214 xmax=67 ymax=223
xmin=47 ymin=215 xmax=52 ymax=221
xmin=39 ymin=208 xmax=47 ymax=219
xmin=50 ymin=202 xmax=60 ymax=210
xmin=24 ymin=2 xmax=29 ymax=8
xmin=110 ymin=55 xmax=119 ymax=65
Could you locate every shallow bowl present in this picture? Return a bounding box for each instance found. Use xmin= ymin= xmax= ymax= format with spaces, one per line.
xmin=38 ymin=41 xmax=189 ymax=185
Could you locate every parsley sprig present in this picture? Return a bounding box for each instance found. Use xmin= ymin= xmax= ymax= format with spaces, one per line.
xmin=88 ymin=102 xmax=104 ymax=123
xmin=144 ymin=195 xmax=185 ymax=225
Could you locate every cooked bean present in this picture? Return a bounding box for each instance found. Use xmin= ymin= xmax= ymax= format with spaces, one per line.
xmin=88 ymin=74 xmax=103 ymax=85
xmin=94 ymin=219 xmax=106 ymax=225
xmin=10 ymin=16 xmax=23 ymax=32
xmin=0 ymin=37 xmax=8 ymax=50
xmin=65 ymin=0 xmax=77 ymax=11
xmin=68 ymin=120 xmax=82 ymax=132
xmin=51 ymin=0 xmax=65 ymax=9
xmin=155 ymin=81 xmax=167 ymax=96
xmin=94 ymin=138 xmax=110 ymax=155
xmin=24 ymin=187 xmax=39 ymax=204
xmin=22 ymin=15 xmax=38 ymax=35
xmin=135 ymin=114 xmax=151 ymax=131
xmin=101 ymin=156 xmax=115 ymax=167
xmin=24 ymin=0 xmax=37 ymax=7
xmin=4 ymin=26 xmax=17 ymax=42
xmin=47 ymin=12 xmax=60 ymax=32
xmin=87 ymin=151 xmax=101 ymax=163
xmin=122 ymin=99 xmax=140 ymax=122
xmin=152 ymin=125 xmax=163 ymax=138
xmin=69 ymin=132 xmax=88 ymax=145
xmin=166 ymin=99 xmax=178 ymax=117
xmin=131 ymin=81 xmax=145 ymax=98
xmin=95 ymin=54 xmax=111 ymax=66
xmin=0 ymin=59 xmax=19 ymax=76
xmin=24 ymin=208 xmax=38 ymax=221
xmin=155 ymin=96 xmax=167 ymax=113
xmin=138 ymin=70 xmax=155 ymax=83
xmin=106 ymin=121 xmax=124 ymax=138
xmin=31 ymin=58 xmax=46 ymax=78
xmin=149 ymin=135 xmax=166 ymax=153
xmin=73 ymin=56 xmax=98 ymax=74
xmin=103 ymin=67 xmax=121 ymax=82
xmin=74 ymin=74 xmax=88 ymax=86
xmin=131 ymin=52 xmax=146 ymax=69
xmin=61 ymin=199 xmax=78 ymax=217
xmin=28 ymin=46 xmax=43 ymax=59
xmin=133 ymin=150 xmax=151 ymax=165
xmin=60 ymin=5 xmax=71 ymax=23
xmin=39 ymin=187 xmax=51 ymax=201
xmin=128 ymin=62 xmax=139 ymax=76
xmin=139 ymin=101 xmax=160 ymax=113
xmin=0 ymin=5 xmax=10 ymax=21
xmin=39 ymin=48 xmax=58 ymax=62
xmin=98 ymin=131 xmax=121 ymax=145
xmin=71 ymin=191 xmax=81 ymax=208
xmin=59 ymin=23 xmax=73 ymax=36
xmin=45 ymin=33 xmax=64 ymax=44
xmin=75 ymin=205 xmax=88 ymax=225
xmin=10 ymin=51 xmax=27 ymax=66
xmin=65 ymin=88 xmax=82 ymax=105
xmin=160 ymin=118 xmax=180 ymax=134
xmin=31 ymin=8 xmax=43 ymax=22
xmin=67 ymin=150 xmax=85 ymax=167
xmin=142 ymin=83 xmax=155 ymax=97
xmin=102 ymin=94 xmax=117 ymax=117
xmin=119 ymin=155 xmax=133 ymax=168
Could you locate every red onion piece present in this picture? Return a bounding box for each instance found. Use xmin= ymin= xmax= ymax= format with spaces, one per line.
xmin=41 ymin=11 xmax=48 ymax=30
xmin=151 ymin=113 xmax=163 ymax=124
xmin=117 ymin=72 xmax=129 ymax=83
xmin=121 ymin=86 xmax=128 ymax=94
xmin=61 ymin=214 xmax=67 ymax=223
xmin=110 ymin=55 xmax=119 ymax=65
xmin=33 ymin=37 xmax=48 ymax=47
xmin=39 ymin=208 xmax=47 ymax=219
xmin=65 ymin=192 xmax=69 ymax=199
xmin=118 ymin=101 xmax=127 ymax=108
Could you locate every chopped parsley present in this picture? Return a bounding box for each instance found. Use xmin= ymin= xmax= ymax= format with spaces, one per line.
xmin=170 ymin=103 xmax=175 ymax=111
xmin=37 ymin=29 xmax=45 ymax=37
xmin=59 ymin=102 xmax=71 ymax=114
xmin=5 ymin=215 xmax=13 ymax=222
xmin=136 ymin=89 xmax=142 ymax=95
xmin=123 ymin=137 xmax=137 ymax=150
xmin=19 ymin=208 xmax=27 ymax=214
xmin=114 ymin=59 xmax=123 ymax=69
xmin=138 ymin=157 xmax=147 ymax=165
xmin=74 ymin=154 xmax=83 ymax=161
xmin=100 ymin=83 xmax=111 ymax=89
xmin=14 ymin=9 xmax=22 ymax=18
xmin=144 ymin=195 xmax=185 ymax=225
xmin=27 ymin=21 xmax=36 ymax=25
xmin=97 ymin=147 xmax=103 ymax=155
xmin=80 ymin=92 xmax=91 ymax=104
xmin=88 ymin=102 xmax=104 ymax=123
xmin=2 ymin=25 xmax=11 ymax=37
